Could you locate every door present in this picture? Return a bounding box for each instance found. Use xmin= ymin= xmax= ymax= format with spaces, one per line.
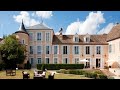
xmin=96 ymin=59 xmax=100 ymax=68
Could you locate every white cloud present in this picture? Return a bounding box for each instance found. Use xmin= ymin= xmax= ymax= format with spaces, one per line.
xmin=36 ymin=11 xmax=53 ymax=19
xmin=55 ymin=32 xmax=60 ymax=35
xmin=13 ymin=11 xmax=39 ymax=27
xmin=65 ymin=21 xmax=81 ymax=35
xmin=65 ymin=11 xmax=105 ymax=35
xmin=97 ymin=23 xmax=114 ymax=34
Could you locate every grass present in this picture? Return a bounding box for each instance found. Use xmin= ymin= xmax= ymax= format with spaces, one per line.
xmin=0 ymin=69 xmax=91 ymax=79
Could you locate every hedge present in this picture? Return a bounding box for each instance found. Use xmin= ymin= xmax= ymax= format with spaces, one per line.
xmin=37 ymin=64 xmax=84 ymax=70
xmin=98 ymin=74 xmax=108 ymax=79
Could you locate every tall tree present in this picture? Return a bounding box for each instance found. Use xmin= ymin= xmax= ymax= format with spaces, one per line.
xmin=0 ymin=34 xmax=26 ymax=69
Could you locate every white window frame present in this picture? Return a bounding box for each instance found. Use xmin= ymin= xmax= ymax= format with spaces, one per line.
xmin=45 ymin=32 xmax=50 ymax=42
xmin=21 ymin=39 xmax=25 ymax=44
xmin=46 ymin=58 xmax=50 ymax=64
xmin=37 ymin=46 xmax=42 ymax=54
xmin=53 ymin=45 xmax=58 ymax=54
xmin=30 ymin=46 xmax=33 ymax=54
xmin=63 ymin=46 xmax=68 ymax=54
xmin=46 ymin=45 xmax=50 ymax=54
xmin=37 ymin=32 xmax=42 ymax=41
xmin=30 ymin=58 xmax=33 ymax=64
xmin=53 ymin=57 xmax=58 ymax=64
xmin=62 ymin=57 xmax=69 ymax=64
xmin=85 ymin=46 xmax=90 ymax=55
xmin=37 ymin=58 xmax=41 ymax=64
xmin=96 ymin=46 xmax=101 ymax=54
xmin=74 ymin=46 xmax=79 ymax=54
xmin=74 ymin=58 xmax=79 ymax=64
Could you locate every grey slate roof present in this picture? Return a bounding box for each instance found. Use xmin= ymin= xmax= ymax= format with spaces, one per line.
xmin=26 ymin=23 xmax=52 ymax=30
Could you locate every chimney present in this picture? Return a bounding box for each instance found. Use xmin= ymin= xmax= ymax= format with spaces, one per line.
xmin=59 ymin=28 xmax=63 ymax=40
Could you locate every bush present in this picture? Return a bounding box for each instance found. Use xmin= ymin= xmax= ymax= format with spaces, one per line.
xmin=41 ymin=64 xmax=45 ymax=71
xmin=94 ymin=70 xmax=103 ymax=74
xmin=37 ymin=64 xmax=84 ymax=70
xmin=98 ymin=74 xmax=108 ymax=79
xmin=0 ymin=64 xmax=3 ymax=71
xmin=24 ymin=61 xmax=31 ymax=69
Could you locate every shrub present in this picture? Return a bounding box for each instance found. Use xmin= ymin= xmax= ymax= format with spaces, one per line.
xmin=37 ymin=64 xmax=84 ymax=70
xmin=98 ymin=74 xmax=108 ymax=79
xmin=0 ymin=64 xmax=3 ymax=71
xmin=94 ymin=70 xmax=103 ymax=74
xmin=24 ymin=61 xmax=31 ymax=69
xmin=41 ymin=64 xmax=45 ymax=71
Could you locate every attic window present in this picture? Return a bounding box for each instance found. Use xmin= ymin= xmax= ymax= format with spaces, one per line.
xmin=74 ymin=37 xmax=79 ymax=42
xmin=84 ymin=37 xmax=90 ymax=43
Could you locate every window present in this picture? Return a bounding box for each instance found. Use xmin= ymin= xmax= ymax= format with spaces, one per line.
xmin=86 ymin=37 xmax=89 ymax=42
xmin=74 ymin=46 xmax=79 ymax=54
xmin=46 ymin=32 xmax=50 ymax=41
xmin=96 ymin=46 xmax=101 ymax=54
xmin=29 ymin=33 xmax=33 ymax=41
xmin=63 ymin=58 xmax=68 ymax=64
xmin=63 ymin=46 xmax=67 ymax=54
xmin=30 ymin=58 xmax=33 ymax=64
xmin=109 ymin=44 xmax=112 ymax=53
xmin=46 ymin=46 xmax=50 ymax=54
xmin=37 ymin=33 xmax=42 ymax=41
xmin=96 ymin=59 xmax=100 ymax=68
xmin=30 ymin=46 xmax=33 ymax=54
xmin=75 ymin=37 xmax=79 ymax=42
xmin=21 ymin=39 xmax=25 ymax=44
xmin=86 ymin=46 xmax=90 ymax=54
xmin=54 ymin=58 xmax=58 ymax=64
xmin=37 ymin=46 xmax=41 ymax=54
xmin=86 ymin=58 xmax=90 ymax=68
xmin=54 ymin=46 xmax=58 ymax=54
xmin=46 ymin=58 xmax=49 ymax=64
xmin=37 ymin=58 xmax=41 ymax=64
xmin=75 ymin=58 xmax=79 ymax=64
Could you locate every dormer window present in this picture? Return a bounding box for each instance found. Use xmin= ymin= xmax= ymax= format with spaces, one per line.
xmin=73 ymin=33 xmax=79 ymax=42
xmin=75 ymin=37 xmax=79 ymax=42
xmin=84 ymin=33 xmax=90 ymax=43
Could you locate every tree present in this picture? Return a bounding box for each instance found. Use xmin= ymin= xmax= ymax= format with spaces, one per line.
xmin=0 ymin=34 xmax=26 ymax=69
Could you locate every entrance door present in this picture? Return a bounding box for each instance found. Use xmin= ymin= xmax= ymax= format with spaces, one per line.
xmin=85 ymin=58 xmax=90 ymax=68
xmin=96 ymin=59 xmax=100 ymax=68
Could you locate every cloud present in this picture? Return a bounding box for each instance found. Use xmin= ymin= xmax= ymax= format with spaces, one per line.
xmin=36 ymin=11 xmax=53 ymax=19
xmin=55 ymin=32 xmax=60 ymax=35
xmin=65 ymin=21 xmax=81 ymax=35
xmin=97 ymin=23 xmax=114 ymax=34
xmin=13 ymin=11 xmax=39 ymax=27
xmin=65 ymin=11 xmax=105 ymax=35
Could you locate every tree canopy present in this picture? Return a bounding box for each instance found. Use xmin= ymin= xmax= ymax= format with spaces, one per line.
xmin=0 ymin=34 xmax=26 ymax=69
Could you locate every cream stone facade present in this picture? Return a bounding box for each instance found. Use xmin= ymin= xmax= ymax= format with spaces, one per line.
xmin=11 ymin=21 xmax=110 ymax=69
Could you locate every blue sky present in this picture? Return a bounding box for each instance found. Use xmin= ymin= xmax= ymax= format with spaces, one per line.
xmin=0 ymin=11 xmax=120 ymax=38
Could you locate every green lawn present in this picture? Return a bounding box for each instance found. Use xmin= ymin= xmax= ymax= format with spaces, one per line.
xmin=0 ymin=70 xmax=91 ymax=79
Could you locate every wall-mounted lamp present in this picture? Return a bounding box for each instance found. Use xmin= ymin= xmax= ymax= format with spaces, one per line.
xmin=92 ymin=54 xmax=94 ymax=57
xmin=82 ymin=54 xmax=84 ymax=57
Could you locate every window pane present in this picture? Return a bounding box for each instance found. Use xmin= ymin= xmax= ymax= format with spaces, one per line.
xmin=38 ymin=58 xmax=41 ymax=64
xmin=46 ymin=58 xmax=49 ymax=64
xmin=30 ymin=46 xmax=33 ymax=54
xmin=54 ymin=58 xmax=57 ymax=64
xmin=37 ymin=46 xmax=41 ymax=54
xmin=54 ymin=46 xmax=57 ymax=54
xmin=46 ymin=46 xmax=49 ymax=54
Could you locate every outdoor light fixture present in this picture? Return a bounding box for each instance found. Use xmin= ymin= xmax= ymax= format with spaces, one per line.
xmin=82 ymin=54 xmax=84 ymax=57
